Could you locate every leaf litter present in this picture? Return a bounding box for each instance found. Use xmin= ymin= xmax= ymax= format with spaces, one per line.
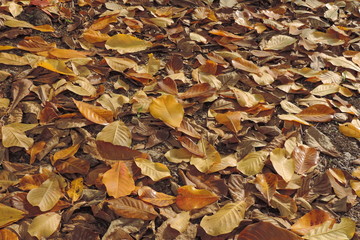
xmin=0 ymin=0 xmax=360 ymax=239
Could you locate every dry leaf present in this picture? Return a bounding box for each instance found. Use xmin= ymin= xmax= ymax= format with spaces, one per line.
xmin=338 ymin=122 xmax=360 ymax=138
xmin=138 ymin=186 xmax=176 ymax=207
xmin=73 ymin=99 xmax=113 ymax=125
xmin=176 ymin=185 xmax=219 ymax=211
xmin=291 ymin=209 xmax=335 ymax=235
xmin=270 ymin=148 xmax=295 ymax=182
xmin=105 ymin=34 xmax=152 ymax=54
xmin=0 ymin=229 xmax=19 ymax=240
xmin=296 ymin=104 xmax=335 ymax=122
xmin=0 ymin=203 xmax=25 ymax=228
xmin=254 ymin=173 xmax=278 ymax=202
xmin=1 ymin=123 xmax=37 ymax=149
xmin=237 ymin=150 xmax=269 ymax=176
xmin=134 ymin=158 xmax=171 ymax=181
xmin=149 ymin=95 xmax=184 ymax=128
xmin=215 ymin=111 xmax=243 ymax=133
xmin=190 ymin=138 xmax=221 ymax=173
xmin=96 ymin=120 xmax=132 ymax=147
xmin=263 ymin=35 xmax=297 ymax=50
xmin=102 ymin=162 xmax=135 ymax=198
xmin=28 ymin=212 xmax=61 ymax=239
xmin=292 ymin=145 xmax=319 ymax=175
xmin=67 ymin=177 xmax=84 ymax=202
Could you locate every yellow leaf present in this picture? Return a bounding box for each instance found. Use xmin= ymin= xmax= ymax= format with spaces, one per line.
xmin=230 ymin=86 xmax=264 ymax=108
xmin=66 ymin=79 xmax=97 ymax=97
xmin=237 ymin=150 xmax=269 ymax=176
xmin=270 ymin=148 xmax=295 ymax=182
xmin=200 ymin=201 xmax=247 ymax=236
xmin=0 ymin=203 xmax=25 ymax=228
xmin=1 ymin=123 xmax=37 ymax=149
xmin=104 ymin=57 xmax=137 ymax=72
xmin=102 ymin=162 xmax=135 ymax=198
xmin=27 ymin=175 xmax=63 ymax=211
xmin=303 ymin=217 xmax=355 ymax=240
xmin=28 ymin=212 xmax=61 ymax=239
xmin=350 ymin=180 xmax=360 ymax=197
xmin=176 ymin=185 xmax=219 ymax=211
xmin=105 ymin=34 xmax=152 ymax=54
xmin=37 ymin=59 xmax=75 ymax=76
xmin=31 ymin=24 xmax=55 ymax=32
xmin=149 ymin=95 xmax=184 ymax=128
xmin=67 ymin=177 xmax=84 ymax=202
xmin=338 ymin=122 xmax=360 ymax=138
xmin=73 ymin=99 xmax=114 ymax=125
xmin=190 ymin=138 xmax=221 ymax=173
xmin=96 ymin=120 xmax=132 ymax=147
xmin=48 ymin=48 xmax=89 ymax=59
xmin=278 ymin=114 xmax=311 ymax=126
xmin=135 ymin=158 xmax=171 ymax=181
xmin=0 ymin=52 xmax=29 ymax=65
xmin=0 ymin=45 xmax=16 ymax=51
xmin=165 ymin=148 xmax=192 ymax=163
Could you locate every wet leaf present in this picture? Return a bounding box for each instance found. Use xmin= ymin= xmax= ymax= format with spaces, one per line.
xmin=105 ymin=34 xmax=152 ymax=54
xmin=102 ymin=162 xmax=135 ymax=198
xmin=200 ymin=201 xmax=247 ymax=236
xmin=176 ymin=185 xmax=219 ymax=211
xmin=149 ymin=95 xmax=184 ymax=128
xmin=28 ymin=212 xmax=61 ymax=239
xmin=134 ymin=158 xmax=171 ymax=181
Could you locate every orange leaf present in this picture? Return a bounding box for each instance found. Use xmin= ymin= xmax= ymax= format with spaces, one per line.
xmin=32 ymin=24 xmax=55 ymax=32
xmin=102 ymin=162 xmax=135 ymax=198
xmin=138 ymin=186 xmax=176 ymax=207
xmin=209 ymin=29 xmax=245 ymax=39
xmin=254 ymin=173 xmax=278 ymax=202
xmin=176 ymin=185 xmax=219 ymax=211
xmin=292 ymin=145 xmax=319 ymax=175
xmin=89 ymin=15 xmax=118 ymax=31
xmin=0 ymin=228 xmax=19 ymax=240
xmin=179 ymin=83 xmax=216 ymax=99
xmin=27 ymin=141 xmax=46 ymax=164
xmin=48 ymin=48 xmax=90 ymax=59
xmin=291 ymin=209 xmax=335 ymax=235
xmin=18 ymin=173 xmax=49 ymax=191
xmin=17 ymin=36 xmax=55 ymax=52
xmin=73 ymin=99 xmax=113 ymax=125
xmin=215 ymin=111 xmax=243 ymax=133
xmin=149 ymin=95 xmax=184 ymax=128
xmin=52 ymin=144 xmax=80 ymax=165
xmin=82 ymin=29 xmax=110 ymax=43
xmin=296 ymin=104 xmax=335 ymax=122
xmin=107 ymin=196 xmax=158 ymax=220
xmin=238 ymin=221 xmax=302 ymax=240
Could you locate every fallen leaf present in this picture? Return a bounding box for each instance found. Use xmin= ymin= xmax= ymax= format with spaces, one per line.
xmin=176 ymin=185 xmax=219 ymax=211
xmin=149 ymin=95 xmax=184 ymax=128
xmin=105 ymin=34 xmax=152 ymax=54
xmin=138 ymin=186 xmax=176 ymax=207
xmin=96 ymin=120 xmax=132 ymax=147
xmin=102 ymin=162 xmax=135 ymax=198
xmin=52 ymin=143 xmax=80 ymax=165
xmin=254 ymin=173 xmax=278 ymax=202
xmin=134 ymin=158 xmax=171 ymax=181
xmin=0 ymin=229 xmax=19 ymax=240
xmin=291 ymin=209 xmax=335 ymax=235
xmin=292 ymin=145 xmax=319 ymax=175
xmin=164 ymin=148 xmax=192 ymax=163
xmin=190 ymin=138 xmax=221 ymax=173
xmin=270 ymin=148 xmax=295 ymax=182
xmin=0 ymin=52 xmax=29 ymax=65
xmin=296 ymin=104 xmax=335 ymax=122
xmin=237 ymin=150 xmax=269 ymax=176
xmin=37 ymin=59 xmax=75 ymax=76
xmin=1 ymin=123 xmax=37 ymax=149
xmin=338 ymin=122 xmax=360 ymax=138
xmin=215 ymin=111 xmax=243 ymax=133
xmin=107 ymin=196 xmax=158 ymax=220
xmin=67 ymin=177 xmax=84 ymax=202
xmin=200 ymin=201 xmax=247 ymax=236
xmin=104 ymin=57 xmax=137 ymax=72
xmin=73 ymin=99 xmax=113 ymax=125
xmin=168 ymin=211 xmax=191 ymax=233
xmin=0 ymin=203 xmax=25 ymax=228
xmin=28 ymin=212 xmax=61 ymax=239
xmin=263 ymin=35 xmax=297 ymax=50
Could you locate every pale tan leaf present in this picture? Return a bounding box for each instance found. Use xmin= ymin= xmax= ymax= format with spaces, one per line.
xmin=135 ymin=158 xmax=171 ymax=181
xmin=303 ymin=217 xmax=355 ymax=240
xmin=232 ymin=57 xmax=260 ymax=74
xmin=104 ymin=57 xmax=137 ymax=72
xmin=169 ymin=211 xmax=191 ymax=233
xmin=165 ymin=148 xmax=192 ymax=163
xmin=263 ymin=35 xmax=297 ymax=50
xmin=0 ymin=52 xmax=29 ymax=65
xmin=278 ymin=114 xmax=311 ymax=126
xmin=200 ymin=201 xmax=247 ymax=236
xmin=27 ymin=175 xmax=63 ymax=211
xmin=96 ymin=120 xmax=132 ymax=147
xmin=1 ymin=123 xmax=37 ymax=149
xmin=105 ymin=34 xmax=152 ymax=54
xmin=190 ymin=138 xmax=221 ymax=173
xmin=270 ymin=193 xmax=297 ymax=219
xmin=230 ymin=86 xmax=264 ymax=108
xmin=28 ymin=212 xmax=61 ymax=239
xmin=0 ymin=204 xmax=25 ymax=228
xmin=270 ymin=148 xmax=295 ymax=182
xmin=280 ymin=100 xmax=302 ymax=114
xmin=310 ymin=84 xmax=339 ymax=96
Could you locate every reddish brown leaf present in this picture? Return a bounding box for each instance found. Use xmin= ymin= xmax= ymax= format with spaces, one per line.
xmin=254 ymin=173 xmax=278 ymax=202
xmin=176 ymin=120 xmax=202 ymax=139
xmin=96 ymin=140 xmax=145 ymax=161
xmin=26 ymin=141 xmax=46 ymax=164
xmin=179 ymin=83 xmax=216 ymax=99
xmin=158 ymin=77 xmax=178 ymax=95
xmin=138 ymin=186 xmax=176 ymax=207
xmin=54 ymin=157 xmax=90 ymax=174
xmin=107 ymin=196 xmax=158 ymax=220
xmin=177 ymin=136 xmax=204 ymax=157
xmin=296 ymin=104 xmax=335 ymax=122
xmin=237 ymin=221 xmax=302 ymax=240
xmin=291 ymin=209 xmax=335 ymax=235
xmin=18 ymin=173 xmax=49 ymax=191
xmin=292 ymin=145 xmax=319 ymax=175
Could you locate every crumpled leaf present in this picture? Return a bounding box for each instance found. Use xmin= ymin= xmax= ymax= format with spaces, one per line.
xmin=66 ymin=177 xmax=84 ymax=202
xmin=105 ymin=34 xmax=152 ymax=54
xmin=200 ymin=201 xmax=247 ymax=236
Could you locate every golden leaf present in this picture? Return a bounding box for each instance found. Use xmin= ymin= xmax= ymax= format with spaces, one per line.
xmin=134 ymin=158 xmax=171 ymax=181
xmin=105 ymin=34 xmax=152 ymax=54
xmin=149 ymin=95 xmax=184 ymax=128
xmin=73 ymin=99 xmax=113 ymax=125
xmin=102 ymin=162 xmax=135 ymax=198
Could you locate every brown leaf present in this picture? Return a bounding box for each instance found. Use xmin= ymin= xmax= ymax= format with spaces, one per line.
xmin=8 ymin=79 xmax=33 ymax=112
xmin=292 ymin=145 xmax=319 ymax=175
xmin=179 ymin=83 xmax=216 ymax=99
xmin=73 ymin=99 xmax=113 ymax=125
xmin=158 ymin=77 xmax=178 ymax=95
xmin=291 ymin=209 xmax=335 ymax=235
xmin=215 ymin=111 xmax=243 ymax=133
xmin=96 ymin=140 xmax=145 ymax=161
xmin=107 ymin=196 xmax=158 ymax=220
xmin=54 ymin=157 xmax=90 ymax=174
xmin=237 ymin=221 xmax=302 ymax=240
xmin=296 ymin=104 xmax=335 ymax=122
xmin=138 ymin=186 xmax=176 ymax=207
xmin=176 ymin=185 xmax=219 ymax=211
xmin=102 ymin=162 xmax=135 ymax=198
xmin=254 ymin=173 xmax=278 ymax=202
xmin=177 ymin=136 xmax=204 ymax=157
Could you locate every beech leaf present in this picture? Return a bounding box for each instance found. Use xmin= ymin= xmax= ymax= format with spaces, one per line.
xmin=0 ymin=204 xmax=25 ymax=228
xmin=27 ymin=212 xmax=61 ymax=239
xmin=102 ymin=162 xmax=135 ymax=198
xmin=149 ymin=95 xmax=184 ymax=128
xmin=134 ymin=158 xmax=171 ymax=181
xmin=96 ymin=120 xmax=132 ymax=147
xmin=105 ymin=34 xmax=152 ymax=54
xmin=176 ymin=185 xmax=219 ymax=211
xmin=73 ymin=99 xmax=114 ymax=125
